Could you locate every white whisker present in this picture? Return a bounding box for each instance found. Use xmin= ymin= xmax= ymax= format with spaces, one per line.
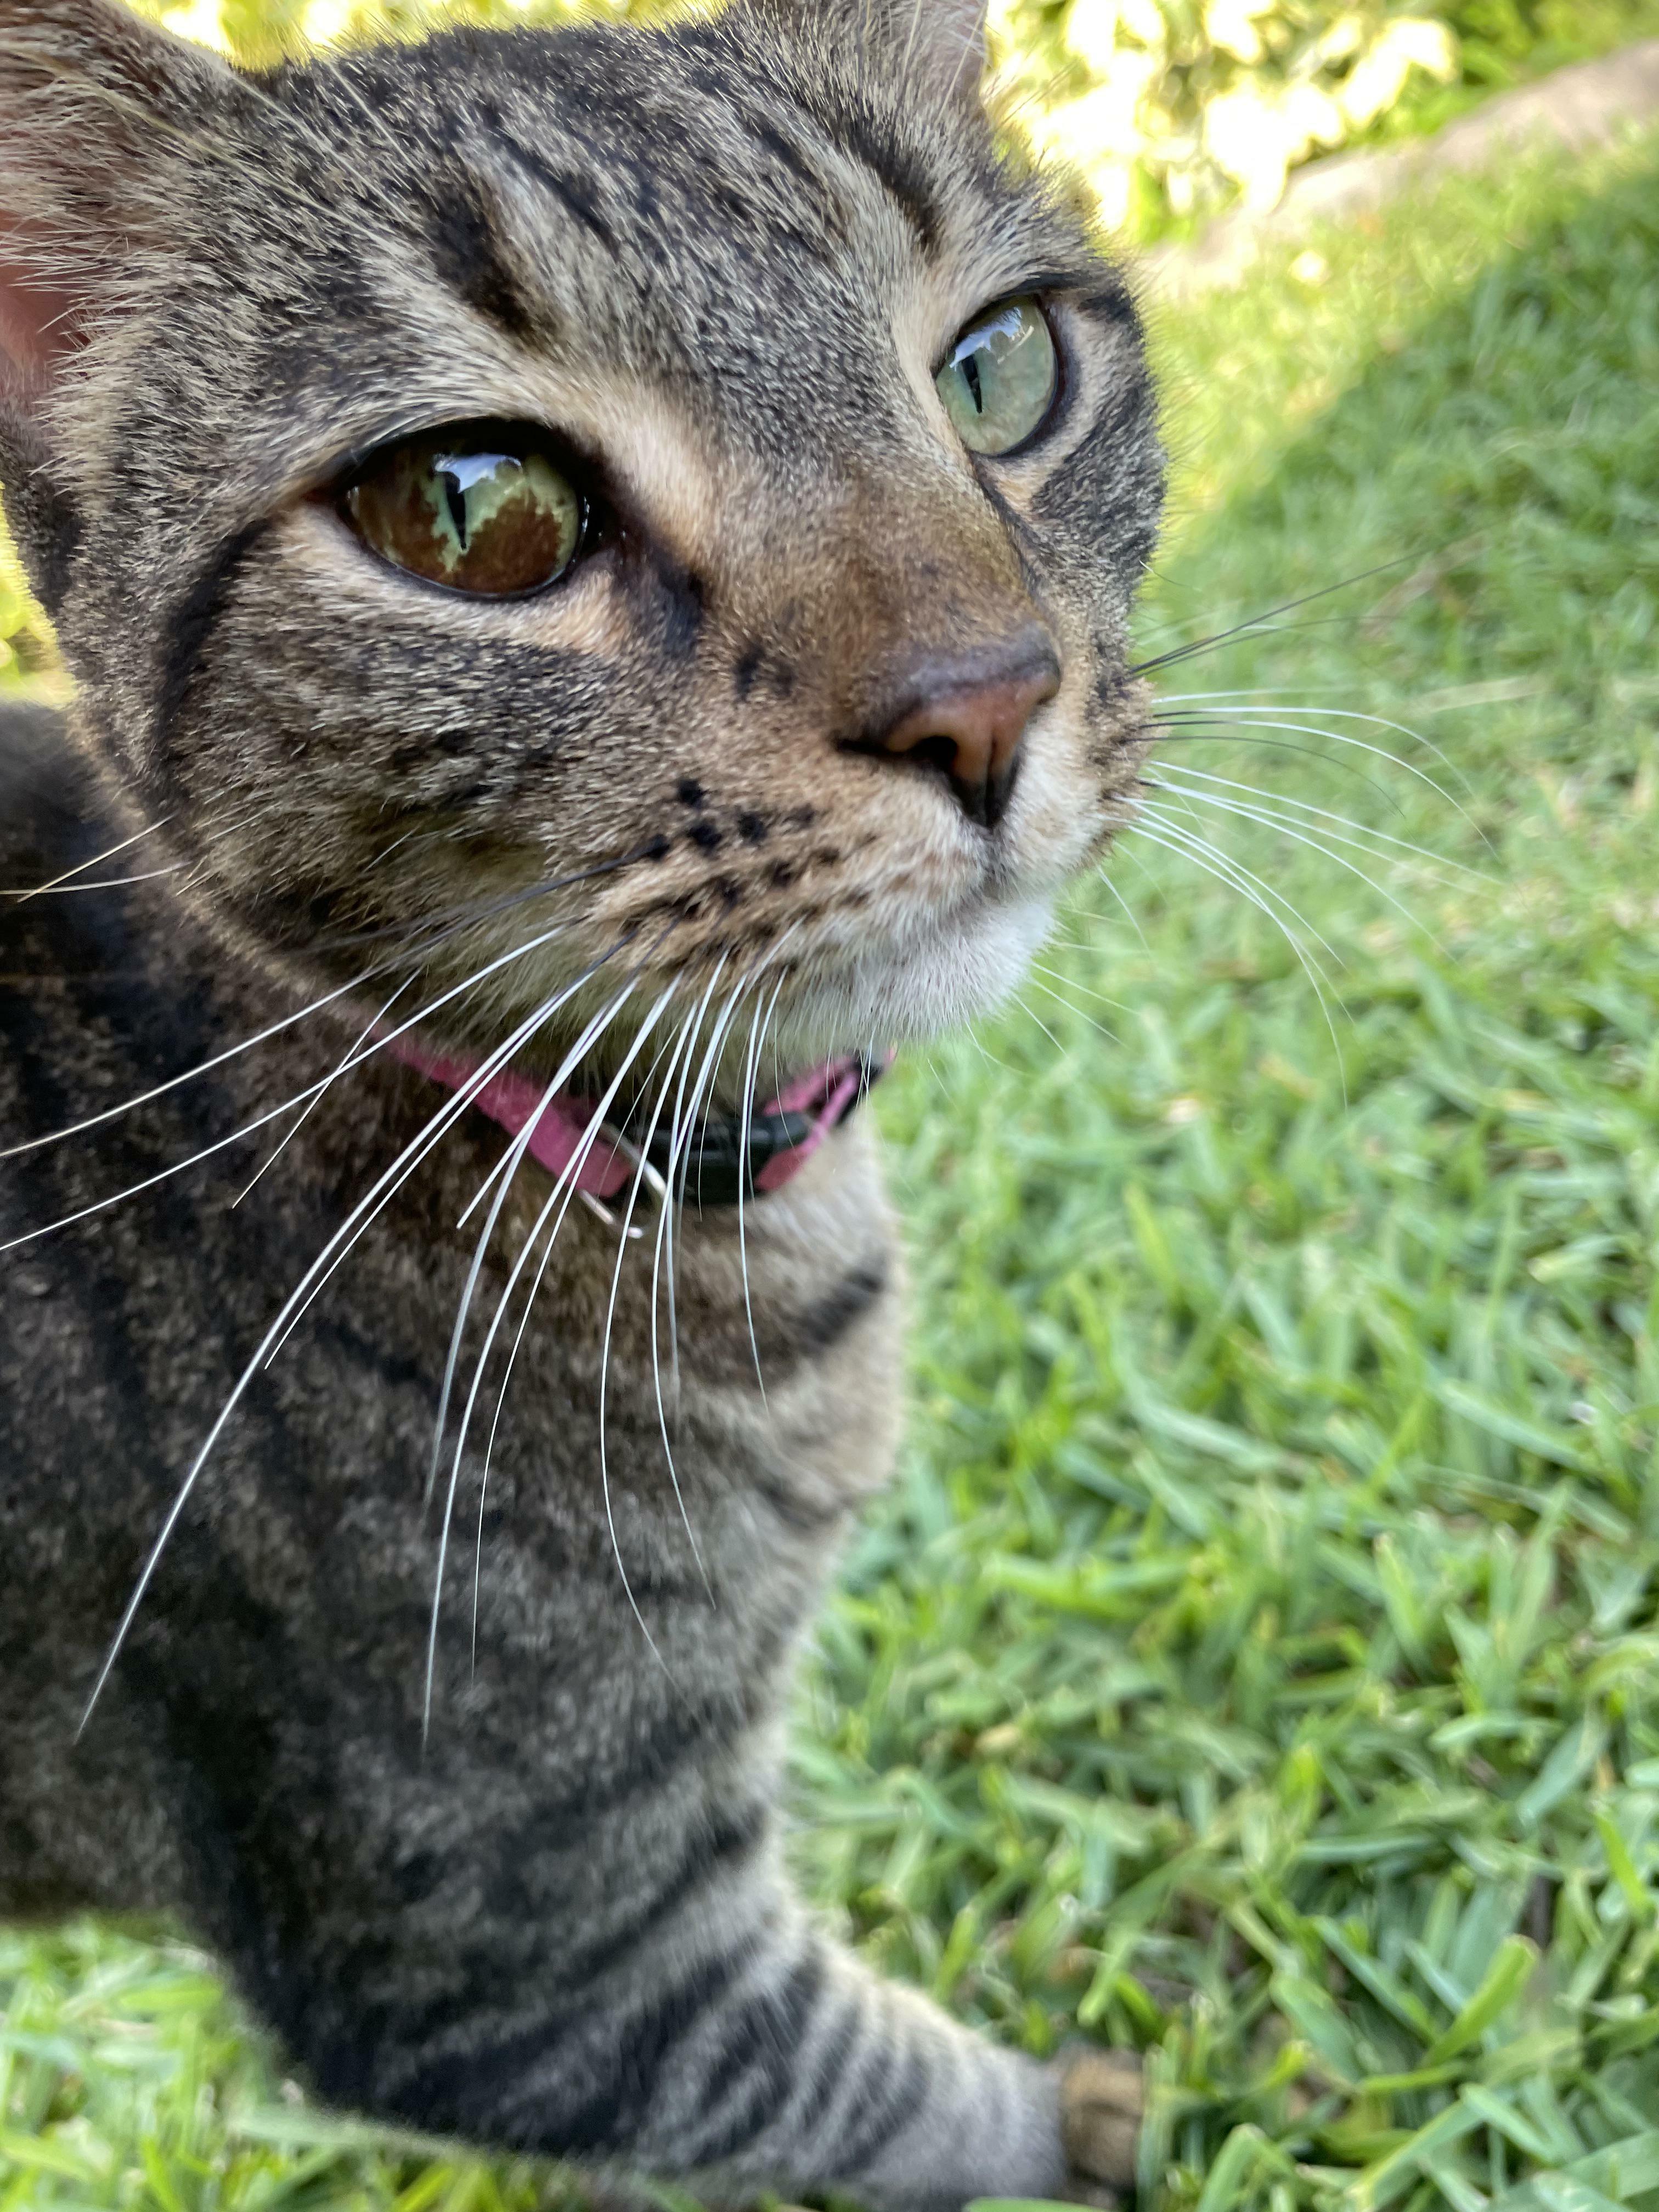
xmin=736 ymin=971 xmax=788 ymax=1406
xmin=1022 ymin=972 xmax=1119 ymax=1046
xmin=1144 ymin=774 xmax=1460 ymax=946
xmin=1121 ymin=820 xmax=1347 ymax=1096
xmin=231 ymin=978 xmax=415 ymax=1210
xmin=0 ymin=961 xmax=384 ymax=1166
xmin=76 ymin=953 xmax=620 ymax=1737
xmin=6 ymin=814 xmax=174 ymax=901
xmin=425 ymin=976 xmax=643 ymax=1510
xmin=646 ymin=962 xmax=735 ymax=1592
xmin=469 ymin=1013 xmax=684 ymax=1671
xmin=8 ymin=864 xmax=193 ymax=894
xmin=1137 ymin=799 xmax=1347 ymax=973
xmin=1146 ymin=761 xmax=1489 ymax=879
xmin=7 ymin=914 xmax=584 ymax=1258
xmin=425 ymin=983 xmax=680 ymax=1732
xmin=1154 ymin=701 xmax=1482 ymax=826
xmin=1012 ymin=992 xmax=1065 ymax=1057
xmin=1029 ymin=959 xmax=1131 ymax=1017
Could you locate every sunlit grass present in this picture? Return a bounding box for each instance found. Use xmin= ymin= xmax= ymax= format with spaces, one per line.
xmin=5 ymin=127 xmax=1659 ymax=2212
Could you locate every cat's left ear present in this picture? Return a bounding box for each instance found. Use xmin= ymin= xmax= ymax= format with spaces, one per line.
xmin=748 ymin=0 xmax=989 ymax=108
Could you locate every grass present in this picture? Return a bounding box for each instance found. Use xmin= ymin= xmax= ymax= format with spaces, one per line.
xmin=5 ymin=121 xmax=1659 ymax=2212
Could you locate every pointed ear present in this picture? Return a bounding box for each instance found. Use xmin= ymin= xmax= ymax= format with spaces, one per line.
xmin=0 ymin=228 xmax=80 ymax=390
xmin=0 ymin=0 xmax=238 ymax=397
xmin=747 ymin=0 xmax=990 ymax=108
xmin=0 ymin=0 xmax=240 ymax=607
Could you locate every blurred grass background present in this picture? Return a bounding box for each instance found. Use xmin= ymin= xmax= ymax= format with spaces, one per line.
xmin=4 ymin=2 xmax=1659 ymax=2208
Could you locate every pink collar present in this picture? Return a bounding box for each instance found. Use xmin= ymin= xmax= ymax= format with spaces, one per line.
xmin=386 ymin=1037 xmax=880 ymax=1204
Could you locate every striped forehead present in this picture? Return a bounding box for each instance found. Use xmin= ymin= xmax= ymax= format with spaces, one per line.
xmin=303 ymin=26 xmax=1048 ymax=444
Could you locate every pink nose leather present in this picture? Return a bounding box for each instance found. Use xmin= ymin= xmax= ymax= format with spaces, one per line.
xmin=863 ymin=635 xmax=1060 ymax=828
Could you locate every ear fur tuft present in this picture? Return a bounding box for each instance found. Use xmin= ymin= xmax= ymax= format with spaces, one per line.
xmin=0 ymin=0 xmax=238 ymax=391
xmin=742 ymin=0 xmax=989 ymax=106
xmin=0 ymin=0 xmax=241 ymax=607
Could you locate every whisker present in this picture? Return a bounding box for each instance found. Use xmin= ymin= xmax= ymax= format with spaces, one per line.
xmin=469 ymin=1011 xmax=685 ymax=1671
xmin=1029 ymin=959 xmax=1131 ymax=1018
xmin=647 ymin=962 xmax=735 ymax=1589
xmin=1023 ymin=972 xmax=1120 ymax=1047
xmin=736 ymin=970 xmax=789 ymax=1406
xmin=1148 ymin=717 xmax=1401 ymax=810
xmin=3 ymin=820 xmax=628 ymax=1168
xmin=659 ymin=949 xmax=774 ymax=1422
xmin=1146 ymin=772 xmax=1486 ymax=919
xmin=1012 ymin=991 xmax=1066 ymax=1057
xmin=1144 ymin=761 xmax=1489 ymax=879
xmin=76 ymin=953 xmax=622 ymax=1736
xmin=1144 ymin=777 xmax=1448 ymax=953
xmin=1091 ymin=858 xmax=1152 ymax=953
xmin=425 ymin=972 xmax=646 ymax=1512
xmin=6 ymin=863 xmax=194 ymax=895
xmin=1128 ymin=556 xmax=1415 ymax=677
xmin=261 ymin=937 xmax=638 ymax=1367
xmin=308 ymin=839 xmax=654 ymax=959
xmin=1136 ymin=798 xmax=1347 ymax=974
xmin=596 ymin=1109 xmax=679 ymax=1680
xmin=1154 ymin=701 xmax=1482 ymax=826
xmin=0 ymin=961 xmax=385 ymax=1165
xmin=613 ymin=996 xmax=731 ymax=1611
xmin=653 ymin=973 xmax=730 ymax=1436
xmin=1121 ymin=820 xmax=1347 ymax=1097
xmin=425 ymin=986 xmax=682 ymax=1730
xmin=230 ymin=977 xmax=416 ymax=1209
xmin=5 ymin=814 xmax=174 ymax=901
xmin=4 ymin=912 xmax=586 ymax=1253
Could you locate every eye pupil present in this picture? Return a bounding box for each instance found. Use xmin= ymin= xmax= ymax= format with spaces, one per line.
xmin=936 ymin=297 xmax=1058 ymax=456
xmin=440 ymin=470 xmax=470 ymax=548
xmin=343 ymin=425 xmax=585 ymax=597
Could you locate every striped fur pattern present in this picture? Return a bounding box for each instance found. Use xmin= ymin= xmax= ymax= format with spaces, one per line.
xmin=0 ymin=0 xmax=1161 ymax=2202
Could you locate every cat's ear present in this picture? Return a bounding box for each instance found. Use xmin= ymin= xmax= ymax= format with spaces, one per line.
xmin=747 ymin=0 xmax=990 ymax=108
xmin=0 ymin=0 xmax=240 ymax=606
xmin=0 ymin=0 xmax=239 ymax=396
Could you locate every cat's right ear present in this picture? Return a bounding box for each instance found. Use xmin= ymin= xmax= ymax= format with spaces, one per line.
xmin=0 ymin=0 xmax=242 ymax=388
xmin=0 ymin=0 xmax=239 ymax=603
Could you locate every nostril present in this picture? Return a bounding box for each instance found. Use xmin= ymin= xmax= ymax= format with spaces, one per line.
xmin=906 ymin=732 xmax=962 ymax=780
xmin=853 ymin=635 xmax=1060 ymax=831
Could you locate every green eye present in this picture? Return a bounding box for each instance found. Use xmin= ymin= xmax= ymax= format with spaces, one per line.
xmin=343 ymin=425 xmax=584 ymax=596
xmin=935 ymin=296 xmax=1058 ymax=456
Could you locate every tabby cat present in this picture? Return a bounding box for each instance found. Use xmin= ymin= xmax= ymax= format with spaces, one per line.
xmin=0 ymin=0 xmax=1163 ymax=2201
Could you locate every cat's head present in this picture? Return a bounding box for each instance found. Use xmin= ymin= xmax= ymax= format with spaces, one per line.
xmin=0 ymin=0 xmax=1161 ymax=1077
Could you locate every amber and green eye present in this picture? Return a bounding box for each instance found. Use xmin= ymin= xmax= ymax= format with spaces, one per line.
xmin=342 ymin=425 xmax=585 ymax=597
xmin=935 ymin=296 xmax=1059 ymax=457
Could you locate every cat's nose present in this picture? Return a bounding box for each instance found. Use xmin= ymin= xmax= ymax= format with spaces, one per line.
xmin=860 ymin=633 xmax=1060 ymax=830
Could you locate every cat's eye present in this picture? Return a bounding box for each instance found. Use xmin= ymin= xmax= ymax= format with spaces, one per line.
xmin=341 ymin=425 xmax=585 ymax=597
xmin=935 ymin=297 xmax=1058 ymax=458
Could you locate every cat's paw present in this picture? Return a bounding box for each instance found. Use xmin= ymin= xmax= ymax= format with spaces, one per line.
xmin=1058 ymin=2046 xmax=1142 ymax=2199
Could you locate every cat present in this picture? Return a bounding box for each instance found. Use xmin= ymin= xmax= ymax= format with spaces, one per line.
xmin=0 ymin=0 xmax=1164 ymax=2204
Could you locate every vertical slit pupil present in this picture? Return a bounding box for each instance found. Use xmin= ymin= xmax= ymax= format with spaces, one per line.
xmin=962 ymin=352 xmax=984 ymax=414
xmin=441 ymin=471 xmax=469 ymax=548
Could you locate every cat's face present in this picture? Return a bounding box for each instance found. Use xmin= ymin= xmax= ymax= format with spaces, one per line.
xmin=0 ymin=0 xmax=1162 ymax=1080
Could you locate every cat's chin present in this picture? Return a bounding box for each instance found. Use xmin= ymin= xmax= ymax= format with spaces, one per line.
xmin=769 ymin=890 xmax=1058 ymax=1065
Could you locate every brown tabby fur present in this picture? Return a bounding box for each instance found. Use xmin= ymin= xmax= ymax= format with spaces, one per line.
xmin=0 ymin=0 xmax=1164 ymax=2203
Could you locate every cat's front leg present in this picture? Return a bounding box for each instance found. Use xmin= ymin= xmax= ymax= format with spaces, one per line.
xmin=545 ymin=1898 xmax=1141 ymax=2212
